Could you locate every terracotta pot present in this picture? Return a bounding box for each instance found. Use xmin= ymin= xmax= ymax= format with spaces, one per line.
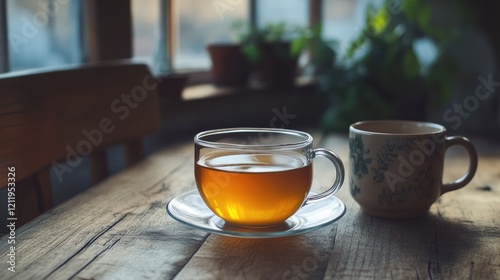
xmin=251 ymin=42 xmax=298 ymax=89
xmin=207 ymin=44 xmax=249 ymax=87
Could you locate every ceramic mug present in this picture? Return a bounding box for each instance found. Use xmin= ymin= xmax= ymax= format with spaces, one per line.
xmin=349 ymin=120 xmax=478 ymax=218
xmin=194 ymin=128 xmax=345 ymax=226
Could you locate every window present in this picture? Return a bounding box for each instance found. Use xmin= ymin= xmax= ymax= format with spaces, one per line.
xmin=172 ymin=0 xmax=249 ymax=70
xmin=131 ymin=0 xmax=163 ymax=73
xmin=0 ymin=0 xmax=7 ymax=72
xmin=322 ymin=0 xmax=383 ymax=55
xmin=134 ymin=0 xmax=313 ymax=71
xmin=132 ymin=0 xmax=250 ymax=71
xmin=0 ymin=0 xmax=392 ymax=75
xmin=256 ymin=0 xmax=309 ymax=28
xmin=6 ymin=0 xmax=82 ymax=71
xmin=132 ymin=0 xmax=316 ymax=72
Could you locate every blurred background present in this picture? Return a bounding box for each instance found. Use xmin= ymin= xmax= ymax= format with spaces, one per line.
xmin=1 ymin=0 xmax=499 ymax=212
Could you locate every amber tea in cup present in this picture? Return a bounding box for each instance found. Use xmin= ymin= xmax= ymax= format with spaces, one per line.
xmin=194 ymin=128 xmax=345 ymax=227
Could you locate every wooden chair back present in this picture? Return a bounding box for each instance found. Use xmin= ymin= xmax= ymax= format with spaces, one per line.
xmin=0 ymin=62 xmax=161 ymax=224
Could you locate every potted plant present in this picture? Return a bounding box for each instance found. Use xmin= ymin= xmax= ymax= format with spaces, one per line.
xmin=207 ymin=43 xmax=249 ymax=86
xmin=206 ymin=21 xmax=250 ymax=87
xmin=320 ymin=0 xmax=467 ymax=131
xmin=237 ymin=22 xmax=326 ymax=89
xmin=207 ymin=44 xmax=249 ymax=87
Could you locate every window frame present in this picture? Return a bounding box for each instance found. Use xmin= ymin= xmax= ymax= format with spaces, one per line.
xmin=0 ymin=0 xmax=323 ymax=78
xmin=163 ymin=0 xmax=320 ymax=84
xmin=0 ymin=0 xmax=8 ymax=73
xmin=310 ymin=0 xmax=322 ymax=26
xmin=81 ymin=0 xmax=98 ymax=63
xmin=165 ymin=0 xmax=254 ymax=83
xmin=164 ymin=0 xmax=173 ymax=70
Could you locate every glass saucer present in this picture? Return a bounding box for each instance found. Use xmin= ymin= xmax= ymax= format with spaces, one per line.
xmin=166 ymin=190 xmax=346 ymax=238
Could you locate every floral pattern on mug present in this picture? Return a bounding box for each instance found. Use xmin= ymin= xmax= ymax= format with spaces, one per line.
xmin=371 ymin=138 xmax=413 ymax=184
xmin=350 ymin=177 xmax=361 ymax=197
xmin=378 ymin=165 xmax=436 ymax=206
xmin=349 ymin=135 xmax=372 ymax=179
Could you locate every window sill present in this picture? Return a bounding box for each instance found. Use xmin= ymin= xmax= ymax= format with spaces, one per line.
xmin=180 ymin=76 xmax=319 ymax=101
xmin=155 ymin=77 xmax=326 ymax=139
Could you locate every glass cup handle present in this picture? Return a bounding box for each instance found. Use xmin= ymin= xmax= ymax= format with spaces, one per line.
xmin=303 ymin=148 xmax=345 ymax=205
xmin=441 ymin=136 xmax=478 ymax=195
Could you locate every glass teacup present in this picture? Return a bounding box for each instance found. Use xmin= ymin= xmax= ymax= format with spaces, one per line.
xmin=194 ymin=128 xmax=345 ymax=227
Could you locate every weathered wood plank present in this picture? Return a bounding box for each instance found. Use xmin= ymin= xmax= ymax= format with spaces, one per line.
xmin=323 ymin=135 xmax=499 ymax=279
xmin=1 ymin=133 xmax=499 ymax=279
xmin=69 ymin=151 xmax=208 ymax=279
xmin=0 ymin=141 xmax=208 ymax=279
xmin=172 ymin=134 xmax=500 ymax=280
xmin=175 ymin=227 xmax=338 ymax=280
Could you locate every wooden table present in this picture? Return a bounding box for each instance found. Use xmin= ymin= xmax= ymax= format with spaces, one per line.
xmin=1 ymin=133 xmax=499 ymax=279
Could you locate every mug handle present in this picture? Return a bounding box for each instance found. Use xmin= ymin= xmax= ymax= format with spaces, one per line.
xmin=303 ymin=148 xmax=345 ymax=205
xmin=441 ymin=136 xmax=478 ymax=195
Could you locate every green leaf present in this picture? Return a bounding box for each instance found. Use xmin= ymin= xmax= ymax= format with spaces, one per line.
xmin=366 ymin=8 xmax=391 ymax=36
xmin=242 ymin=43 xmax=261 ymax=64
xmin=313 ymin=41 xmax=336 ymax=72
xmin=291 ymin=37 xmax=307 ymax=57
xmin=402 ymin=0 xmax=420 ymax=23
xmin=345 ymin=33 xmax=367 ymax=59
xmin=402 ymin=49 xmax=420 ymax=80
xmin=416 ymin=3 xmax=432 ymax=28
